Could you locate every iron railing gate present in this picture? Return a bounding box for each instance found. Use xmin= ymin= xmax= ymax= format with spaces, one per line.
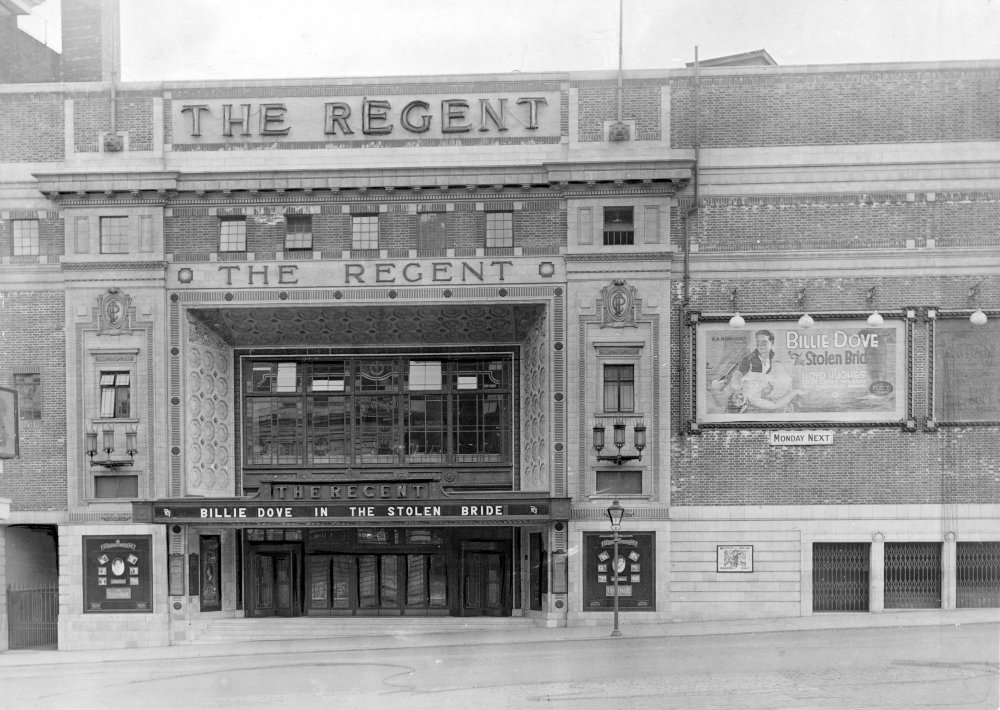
xmin=6 ymin=583 xmax=59 ymax=649
xmin=813 ymin=543 xmax=869 ymax=611
xmin=957 ymin=542 xmax=1000 ymax=608
xmin=884 ymin=542 xmax=941 ymax=609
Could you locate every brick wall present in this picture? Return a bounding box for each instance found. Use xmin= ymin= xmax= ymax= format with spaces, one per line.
xmin=670 ymin=68 xmax=1000 ymax=148
xmin=72 ymin=93 xmax=155 ymax=152
xmin=60 ymin=0 xmax=113 ymax=83
xmin=575 ymin=80 xmax=664 ymax=141
xmin=0 ymin=93 xmax=66 ymax=163
xmin=0 ymin=290 xmax=67 ymax=511
xmin=165 ymin=202 xmax=568 ymax=254
xmin=0 ymin=19 xmax=60 ymax=84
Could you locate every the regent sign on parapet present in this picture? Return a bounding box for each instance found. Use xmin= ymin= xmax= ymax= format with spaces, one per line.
xmin=173 ymin=93 xmax=559 ymax=142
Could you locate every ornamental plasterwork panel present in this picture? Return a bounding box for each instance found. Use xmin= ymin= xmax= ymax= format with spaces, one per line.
xmin=184 ymin=312 xmax=234 ymax=496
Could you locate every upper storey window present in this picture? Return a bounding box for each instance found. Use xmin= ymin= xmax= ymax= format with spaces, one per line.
xmin=100 ymin=217 xmax=129 ymax=254
xmin=219 ymin=217 xmax=247 ymax=252
xmin=352 ymin=216 xmax=379 ymax=250
xmin=603 ymin=207 xmax=634 ymax=246
xmin=485 ymin=212 xmax=513 ymax=248
xmin=418 ymin=213 xmax=447 ymax=252
xmin=284 ymin=215 xmax=313 ymax=251
xmin=12 ymin=219 xmax=39 ymax=256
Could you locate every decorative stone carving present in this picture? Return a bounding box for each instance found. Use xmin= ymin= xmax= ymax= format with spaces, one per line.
xmin=599 ymin=279 xmax=638 ymax=328
xmin=97 ymin=288 xmax=133 ymax=336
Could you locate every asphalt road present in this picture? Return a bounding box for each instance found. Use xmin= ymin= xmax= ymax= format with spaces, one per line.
xmin=0 ymin=623 xmax=996 ymax=710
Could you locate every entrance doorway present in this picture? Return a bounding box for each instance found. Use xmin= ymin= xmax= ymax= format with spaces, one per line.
xmin=306 ymin=553 xmax=449 ymax=616
xmin=249 ymin=549 xmax=298 ymax=617
xmin=462 ymin=542 xmax=509 ymax=616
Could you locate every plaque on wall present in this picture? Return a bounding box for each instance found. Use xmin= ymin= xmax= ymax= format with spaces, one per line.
xmin=83 ymin=536 xmax=153 ymax=613
xmin=934 ymin=318 xmax=1000 ymax=423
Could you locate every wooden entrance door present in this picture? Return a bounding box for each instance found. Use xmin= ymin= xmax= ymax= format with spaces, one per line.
xmin=462 ymin=545 xmax=508 ymax=616
xmin=251 ymin=551 xmax=296 ymax=617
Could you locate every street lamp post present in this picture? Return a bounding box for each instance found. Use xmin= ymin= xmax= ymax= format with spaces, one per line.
xmin=606 ymin=498 xmax=625 ymax=638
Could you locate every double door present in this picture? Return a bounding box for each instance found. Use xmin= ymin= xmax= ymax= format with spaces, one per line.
xmin=250 ymin=548 xmax=298 ymax=617
xmin=307 ymin=553 xmax=448 ymax=615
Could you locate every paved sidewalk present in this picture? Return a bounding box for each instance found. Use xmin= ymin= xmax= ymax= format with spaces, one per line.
xmin=0 ymin=608 xmax=996 ymax=667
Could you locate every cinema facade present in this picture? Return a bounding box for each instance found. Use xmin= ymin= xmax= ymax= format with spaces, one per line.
xmin=2 ymin=30 xmax=999 ymax=649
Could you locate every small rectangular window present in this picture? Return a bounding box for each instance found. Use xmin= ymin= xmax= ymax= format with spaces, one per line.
xmin=603 ymin=207 xmax=634 ymax=246
xmin=485 ymin=212 xmax=513 ymax=248
xmin=100 ymin=216 xmax=129 ymax=254
xmin=603 ymin=364 xmax=635 ymax=413
xmin=219 ymin=217 xmax=247 ymax=252
xmin=14 ymin=373 xmax=41 ymax=419
xmin=99 ymin=371 xmax=131 ymax=418
xmin=596 ymin=470 xmax=643 ymax=496
xmin=95 ymin=474 xmax=139 ymax=499
xmin=12 ymin=220 xmax=40 ymax=256
xmin=284 ymin=215 xmax=313 ymax=250
xmin=418 ymin=213 xmax=447 ymax=251
xmin=408 ymin=361 xmax=443 ymax=391
xmin=352 ymin=215 xmax=379 ymax=250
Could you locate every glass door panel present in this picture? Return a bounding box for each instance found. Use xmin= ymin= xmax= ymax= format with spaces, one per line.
xmin=358 ymin=555 xmax=378 ymax=609
xmin=406 ymin=555 xmax=427 ymax=607
xmin=331 ymin=555 xmax=353 ymax=609
xmin=308 ymin=555 xmax=330 ymax=610
xmin=429 ymin=555 xmax=448 ymax=608
xmin=380 ymin=555 xmax=399 ymax=609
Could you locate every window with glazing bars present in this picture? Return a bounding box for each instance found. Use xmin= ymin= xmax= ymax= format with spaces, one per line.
xmin=603 ymin=364 xmax=634 ymax=413
xmin=219 ymin=217 xmax=247 ymax=252
xmin=100 ymin=216 xmax=129 ymax=254
xmin=352 ymin=215 xmax=379 ymax=250
xmin=243 ymin=357 xmax=512 ymax=468
xmin=284 ymin=215 xmax=313 ymax=250
xmin=418 ymin=213 xmax=447 ymax=251
xmin=12 ymin=219 xmax=40 ymax=256
xmin=100 ymin=372 xmax=131 ymax=418
xmin=485 ymin=212 xmax=513 ymax=248
xmin=603 ymin=207 xmax=634 ymax=245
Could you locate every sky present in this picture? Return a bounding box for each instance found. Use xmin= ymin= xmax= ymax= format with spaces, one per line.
xmin=18 ymin=0 xmax=1000 ymax=82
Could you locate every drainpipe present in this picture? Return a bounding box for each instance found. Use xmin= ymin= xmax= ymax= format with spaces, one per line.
xmin=680 ymin=47 xmax=700 ymax=430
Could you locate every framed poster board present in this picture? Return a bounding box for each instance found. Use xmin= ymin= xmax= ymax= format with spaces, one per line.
xmin=83 ymin=536 xmax=153 ymax=613
xmin=717 ymin=545 xmax=754 ymax=573
xmin=200 ymin=536 xmax=222 ymax=612
xmin=583 ymin=532 xmax=655 ymax=611
xmin=0 ymin=387 xmax=18 ymax=459
xmin=696 ymin=320 xmax=906 ymax=425
xmin=933 ymin=317 xmax=1000 ymax=424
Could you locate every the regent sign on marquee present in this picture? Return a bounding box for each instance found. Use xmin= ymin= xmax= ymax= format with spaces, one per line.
xmin=174 ymin=257 xmax=560 ymax=287
xmin=697 ymin=320 xmax=906 ymax=423
xmin=171 ymin=92 xmax=560 ymax=143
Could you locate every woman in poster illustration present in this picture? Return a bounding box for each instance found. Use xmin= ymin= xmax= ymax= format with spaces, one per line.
xmin=710 ymin=330 xmax=803 ymax=413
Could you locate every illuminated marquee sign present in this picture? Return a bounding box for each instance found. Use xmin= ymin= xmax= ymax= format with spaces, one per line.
xmin=171 ymin=92 xmax=560 ymax=144
xmin=155 ymin=501 xmax=549 ymax=522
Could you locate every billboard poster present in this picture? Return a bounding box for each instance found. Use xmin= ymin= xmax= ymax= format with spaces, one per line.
xmin=934 ymin=318 xmax=1000 ymax=423
xmin=0 ymin=387 xmax=18 ymax=459
xmin=696 ymin=320 xmax=906 ymax=423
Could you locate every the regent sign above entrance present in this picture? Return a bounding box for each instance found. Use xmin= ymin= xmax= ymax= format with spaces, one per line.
xmin=171 ymin=92 xmax=560 ymax=143
xmin=174 ymin=257 xmax=561 ymax=287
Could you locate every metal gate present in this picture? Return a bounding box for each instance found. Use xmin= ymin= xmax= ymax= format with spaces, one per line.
xmin=884 ymin=542 xmax=941 ymax=609
xmin=957 ymin=541 xmax=1000 ymax=608
xmin=813 ymin=543 xmax=869 ymax=611
xmin=6 ymin=584 xmax=59 ymax=649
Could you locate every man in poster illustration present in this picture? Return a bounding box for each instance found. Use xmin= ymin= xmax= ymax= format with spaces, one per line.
xmin=699 ymin=321 xmax=904 ymax=423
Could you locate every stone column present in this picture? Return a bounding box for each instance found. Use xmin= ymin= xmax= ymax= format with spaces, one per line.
xmin=941 ymin=532 xmax=957 ymax=610
xmin=0 ymin=519 xmax=9 ymax=651
xmin=870 ymin=532 xmax=885 ymax=613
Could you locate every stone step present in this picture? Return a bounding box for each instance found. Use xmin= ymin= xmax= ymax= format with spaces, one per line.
xmin=193 ymin=616 xmax=535 ymax=643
